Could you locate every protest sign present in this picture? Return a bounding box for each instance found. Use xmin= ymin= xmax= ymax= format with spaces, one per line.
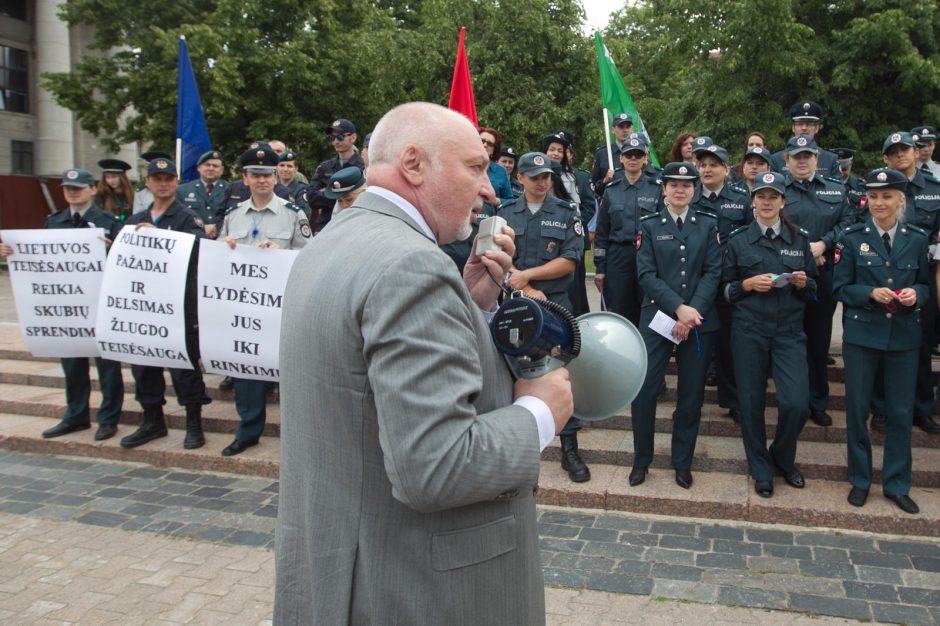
xmin=95 ymin=225 xmax=196 ymax=368
xmin=197 ymin=240 xmax=298 ymax=382
xmin=1 ymin=228 xmax=106 ymax=357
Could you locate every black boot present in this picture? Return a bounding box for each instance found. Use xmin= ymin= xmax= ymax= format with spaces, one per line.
xmin=120 ymin=405 xmax=168 ymax=448
xmin=183 ymin=405 xmax=206 ymax=449
xmin=560 ymin=434 xmax=591 ymax=483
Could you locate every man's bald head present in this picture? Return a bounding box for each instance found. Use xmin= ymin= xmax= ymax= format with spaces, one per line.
xmin=367 ymin=102 xmax=495 ymax=244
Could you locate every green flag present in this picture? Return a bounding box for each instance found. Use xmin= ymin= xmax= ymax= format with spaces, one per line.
xmin=594 ymin=31 xmax=659 ymax=167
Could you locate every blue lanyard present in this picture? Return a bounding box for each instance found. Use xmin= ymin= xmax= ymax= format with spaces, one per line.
xmin=250 ymin=212 xmax=264 ymax=241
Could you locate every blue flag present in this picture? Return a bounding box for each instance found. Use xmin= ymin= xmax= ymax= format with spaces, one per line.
xmin=177 ymin=36 xmax=212 ymax=182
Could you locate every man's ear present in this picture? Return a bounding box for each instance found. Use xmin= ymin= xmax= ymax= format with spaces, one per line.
xmin=399 ymin=144 xmax=426 ymax=186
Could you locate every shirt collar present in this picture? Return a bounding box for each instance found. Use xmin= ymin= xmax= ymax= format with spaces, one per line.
xmin=367 ymin=186 xmax=435 ymax=241
xmin=668 ymin=208 xmax=689 ymax=224
xmin=875 ymin=222 xmax=898 ymax=240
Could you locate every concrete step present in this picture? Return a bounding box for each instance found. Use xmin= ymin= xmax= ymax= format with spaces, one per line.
xmin=546 ymin=428 xmax=940 ymax=487
xmin=1 ymin=413 xmax=935 ymax=538
xmin=536 ymin=460 xmax=940 ymax=538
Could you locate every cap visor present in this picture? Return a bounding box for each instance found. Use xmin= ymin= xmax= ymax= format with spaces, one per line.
xmin=522 ymin=167 xmax=553 ymax=177
xmin=244 ymin=166 xmax=276 ymax=174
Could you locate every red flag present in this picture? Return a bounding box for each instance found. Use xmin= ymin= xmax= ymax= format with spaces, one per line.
xmin=448 ymin=27 xmax=477 ymax=126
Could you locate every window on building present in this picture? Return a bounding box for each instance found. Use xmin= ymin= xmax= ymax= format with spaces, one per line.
xmin=11 ymin=140 xmax=32 ymax=174
xmin=0 ymin=1 xmax=27 ymax=21
xmin=0 ymin=46 xmax=28 ymax=113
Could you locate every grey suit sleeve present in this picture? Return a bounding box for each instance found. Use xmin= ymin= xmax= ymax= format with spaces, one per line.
xmin=361 ymin=251 xmax=541 ymax=513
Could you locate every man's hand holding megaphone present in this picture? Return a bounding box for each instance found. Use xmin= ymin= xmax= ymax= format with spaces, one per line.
xmin=515 ymin=369 xmax=574 ymax=434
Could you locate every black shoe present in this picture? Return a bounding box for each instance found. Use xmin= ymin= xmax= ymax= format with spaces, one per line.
xmin=870 ymin=414 xmax=887 ymax=432
xmin=727 ymin=408 xmax=741 ymax=423
xmin=885 ymin=493 xmax=920 ymax=514
xmin=120 ymin=406 xmax=167 ymax=449
xmin=847 ymin=486 xmax=869 ymax=507
xmin=628 ymin=466 xmax=647 ymax=487
xmin=183 ymin=405 xmax=205 ymax=450
xmin=222 ymin=439 xmax=258 ymax=457
xmin=94 ymin=424 xmax=117 ymax=441
xmin=705 ymin=367 xmax=717 ymax=387
xmin=810 ymin=410 xmax=833 ymax=427
xmin=219 ymin=376 xmax=234 ymax=391
xmin=775 ymin=463 xmax=805 ymax=488
xmin=755 ymin=480 xmax=774 ymax=498
xmin=675 ymin=469 xmax=693 ymax=489
xmin=826 ymin=355 xmax=836 ymax=365
xmin=913 ymin=415 xmax=940 ymax=434
xmin=42 ymin=421 xmax=90 ymax=439
xmin=559 ymin=434 xmax=591 ymax=483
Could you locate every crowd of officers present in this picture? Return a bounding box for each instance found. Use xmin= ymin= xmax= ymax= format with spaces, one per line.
xmin=5 ymin=119 xmax=370 ymax=458
xmin=466 ymin=99 xmax=940 ymax=516
xmin=11 ymin=104 xmax=940 ymax=514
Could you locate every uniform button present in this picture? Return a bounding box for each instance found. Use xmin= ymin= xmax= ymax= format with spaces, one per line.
xmin=887 ymin=278 xmax=894 ymax=285
xmin=885 ymin=261 xmax=891 ymax=268
xmin=853 ymin=314 xmax=858 ymax=319
xmin=680 ymin=258 xmax=686 ymax=263
xmin=680 ymin=245 xmax=686 ymax=251
xmin=681 ymin=284 xmax=687 ymax=289
xmin=680 ymin=271 xmax=686 ymax=276
xmin=866 ymin=261 xmax=871 ymax=265
xmin=886 ymin=313 xmax=893 ymax=319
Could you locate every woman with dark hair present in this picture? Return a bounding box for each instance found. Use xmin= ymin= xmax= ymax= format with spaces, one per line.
xmin=95 ymin=159 xmax=135 ymax=220
xmin=721 ymin=171 xmax=816 ymax=498
xmin=730 ymin=132 xmax=769 ymax=183
xmin=479 ymin=127 xmax=514 ymax=205
xmin=669 ymin=132 xmax=698 ymax=164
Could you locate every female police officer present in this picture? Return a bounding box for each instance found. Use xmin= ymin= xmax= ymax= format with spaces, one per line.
xmin=833 ymin=168 xmax=929 ymax=514
xmin=629 ymin=162 xmax=720 ymax=489
xmin=721 ymin=171 xmax=816 ymax=497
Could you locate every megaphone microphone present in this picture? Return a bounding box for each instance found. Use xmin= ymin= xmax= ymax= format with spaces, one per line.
xmin=490 ymin=294 xmax=648 ymax=420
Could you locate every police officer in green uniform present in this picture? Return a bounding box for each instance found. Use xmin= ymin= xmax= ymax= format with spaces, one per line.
xmin=498 ymin=146 xmax=523 ymax=197
xmin=591 ymin=112 xmax=634 ymax=196
xmin=833 ymin=148 xmax=866 ymax=219
xmin=176 ymin=150 xmax=228 ymax=239
xmin=629 ymin=162 xmax=720 ymax=489
xmin=722 ymin=171 xmax=817 ymax=497
xmin=497 ymin=152 xmax=587 ymax=482
xmin=0 ymin=168 xmax=125 ymax=441
xmin=594 ymin=134 xmax=661 ymax=326
xmin=276 ymin=150 xmax=311 ymax=217
xmin=692 ymin=144 xmax=751 ymax=421
xmin=120 ymin=158 xmax=212 ymax=450
xmin=781 ymin=135 xmax=853 ymax=427
xmin=769 ymin=100 xmax=842 ymax=178
xmin=833 ymin=168 xmax=928 ymax=515
xmin=912 ymin=126 xmax=940 ymax=178
xmin=219 ymin=145 xmax=312 ymax=456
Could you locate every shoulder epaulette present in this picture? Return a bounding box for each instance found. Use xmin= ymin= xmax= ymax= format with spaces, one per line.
xmin=728 ymin=225 xmax=749 ymax=239
xmin=798 ymin=227 xmax=810 ymax=238
xmin=842 ymin=222 xmax=866 ymax=235
xmin=823 ymin=175 xmax=844 ymax=185
xmin=285 ymin=202 xmax=302 ymax=212
xmin=640 ymin=213 xmax=659 ymax=221
xmin=557 ymin=198 xmax=577 ymax=211
xmin=922 ymin=172 xmax=940 ymax=185
xmin=905 ymin=224 xmax=928 ymax=237
xmin=728 ymin=182 xmax=749 ymax=195
xmin=694 ymin=209 xmax=717 ymax=219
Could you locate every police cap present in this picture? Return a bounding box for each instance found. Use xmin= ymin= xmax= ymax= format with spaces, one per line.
xmin=324 ymin=167 xmax=366 ymax=199
xmin=789 ymin=100 xmax=823 ymax=122
xmin=239 ymin=146 xmax=278 ymax=173
xmin=325 ymin=118 xmax=356 ymax=134
xmin=140 ymin=150 xmax=173 ymax=162
xmin=864 ymin=168 xmax=907 ymax=192
xmin=499 ymin=145 xmax=519 ymax=161
xmin=97 ymin=159 xmax=131 ymax=173
xmin=278 ymin=151 xmax=299 ymax=163
xmin=751 ymin=171 xmax=786 ymax=196
xmin=517 ymin=152 xmax=553 ymax=177
xmin=660 ymin=162 xmax=699 ymax=181
xmin=690 ymin=136 xmax=714 ymax=154
xmin=146 ymin=158 xmax=177 ymax=177
xmin=620 ymin=134 xmax=648 ymax=155
xmin=744 ymin=146 xmax=773 ymax=165
xmin=612 ymin=113 xmax=633 ymax=127
xmin=60 ymin=168 xmax=96 ymax=188
xmin=912 ymin=126 xmax=937 ymax=142
xmin=196 ymin=150 xmax=223 ymax=166
xmin=697 ymin=144 xmax=730 ymax=165
xmin=882 ymin=132 xmax=917 ymax=154
xmin=786 ymin=135 xmax=819 ymax=155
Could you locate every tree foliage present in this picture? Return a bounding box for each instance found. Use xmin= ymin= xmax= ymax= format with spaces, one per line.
xmin=42 ymin=0 xmax=940 ymax=175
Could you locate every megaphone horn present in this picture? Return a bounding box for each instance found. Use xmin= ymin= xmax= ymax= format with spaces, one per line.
xmin=490 ymin=296 xmax=648 ymax=421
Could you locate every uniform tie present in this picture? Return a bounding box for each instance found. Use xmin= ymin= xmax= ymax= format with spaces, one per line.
xmin=676 ymin=216 xmax=683 ymax=231
xmin=882 ymin=232 xmax=891 ymax=253
xmin=71 ymin=212 xmax=82 ymax=227
xmin=765 ymin=227 xmax=774 ymax=240
xmin=206 ymin=182 xmax=214 ymax=195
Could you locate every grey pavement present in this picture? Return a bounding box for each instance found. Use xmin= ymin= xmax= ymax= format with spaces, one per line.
xmin=0 ymin=450 xmax=937 ymax=624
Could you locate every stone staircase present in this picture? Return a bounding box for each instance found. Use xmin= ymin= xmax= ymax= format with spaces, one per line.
xmin=0 ymin=324 xmax=937 ymax=537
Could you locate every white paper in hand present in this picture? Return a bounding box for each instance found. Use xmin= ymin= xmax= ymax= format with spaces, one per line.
xmin=649 ymin=310 xmax=681 ymax=345
xmin=771 ymin=273 xmax=794 ymax=288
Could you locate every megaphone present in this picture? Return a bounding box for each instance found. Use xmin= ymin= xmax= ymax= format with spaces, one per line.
xmin=490 ymin=295 xmax=647 ymax=420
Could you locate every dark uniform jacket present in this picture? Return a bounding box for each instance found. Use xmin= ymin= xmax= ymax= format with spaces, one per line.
xmin=691 ymin=182 xmax=751 ymax=246
xmin=902 ymin=170 xmax=940 ymax=236
xmin=722 ymin=220 xmax=817 ymax=335
xmin=306 ymin=152 xmax=366 ymax=231
xmin=281 ymin=179 xmax=310 ymax=216
xmin=637 ymin=209 xmax=721 ymax=333
xmin=593 ymin=175 xmax=661 ymax=274
xmin=496 ymin=194 xmax=583 ymax=305
xmin=843 ymin=175 xmax=866 ymax=219
xmin=45 ymin=204 xmax=122 ymax=241
xmin=176 ymin=179 xmax=229 ymax=226
xmin=783 ymin=173 xmax=852 ymax=252
xmin=833 ymin=220 xmax=930 ymax=351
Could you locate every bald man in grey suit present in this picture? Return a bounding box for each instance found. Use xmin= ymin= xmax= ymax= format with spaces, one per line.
xmin=274 ymin=103 xmax=573 ymax=625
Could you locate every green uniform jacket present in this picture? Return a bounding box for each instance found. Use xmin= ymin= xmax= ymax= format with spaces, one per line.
xmin=833 ymin=219 xmax=930 ymax=351
xmin=176 ymin=179 xmax=230 ymax=226
xmin=45 ymin=204 xmax=122 ymax=241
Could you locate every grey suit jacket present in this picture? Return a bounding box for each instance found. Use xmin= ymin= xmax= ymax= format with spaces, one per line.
xmin=274 ymin=191 xmax=544 ymax=625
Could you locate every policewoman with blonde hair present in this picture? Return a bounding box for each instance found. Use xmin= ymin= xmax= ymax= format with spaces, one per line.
xmin=833 ymin=168 xmax=929 ymax=515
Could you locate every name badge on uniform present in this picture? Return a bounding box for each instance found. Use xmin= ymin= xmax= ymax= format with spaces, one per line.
xmin=546 ymin=241 xmax=556 ymax=254
xmin=656 ymin=234 xmax=674 ymax=241
xmin=859 ymin=242 xmax=877 ymax=256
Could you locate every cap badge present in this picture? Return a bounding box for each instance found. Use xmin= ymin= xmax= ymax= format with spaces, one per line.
xmin=155 ymin=160 xmax=168 ymax=169
xmin=707 ymin=145 xmax=717 ymax=152
xmin=533 ymin=155 xmax=545 ymax=166
xmin=332 ymin=120 xmax=341 ymax=127
xmin=555 ymin=132 xmax=564 ymax=139
xmin=797 ymin=137 xmax=808 ymax=147
xmin=923 ymin=128 xmax=930 ymax=134
xmin=913 ymin=134 xmax=920 ymax=142
xmin=212 ymin=151 xmax=220 ymax=158
xmin=250 ymin=142 xmax=260 ymax=149
xmin=679 ymin=166 xmax=688 ymax=175
xmin=629 ymin=139 xmax=639 ymax=146
xmin=877 ymin=172 xmax=888 ymax=182
xmin=753 ymin=147 xmax=764 ymax=153
xmin=803 ymin=102 xmax=811 ymax=111
xmin=66 ymin=170 xmax=78 ymax=179
xmin=256 ymin=150 xmax=264 ymax=159
xmin=695 ymin=138 xmax=705 ymax=145
xmin=762 ymin=173 xmax=775 ymax=183
xmin=891 ymin=133 xmax=902 ymax=143
xmin=332 ymin=181 xmax=341 ymax=190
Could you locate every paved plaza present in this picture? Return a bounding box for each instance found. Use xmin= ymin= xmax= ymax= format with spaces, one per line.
xmin=1 ymin=450 xmax=938 ymax=624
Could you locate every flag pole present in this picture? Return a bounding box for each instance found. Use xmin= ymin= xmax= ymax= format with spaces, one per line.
xmin=603 ymin=108 xmax=614 ymax=181
xmin=176 ymin=36 xmax=184 ymax=179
